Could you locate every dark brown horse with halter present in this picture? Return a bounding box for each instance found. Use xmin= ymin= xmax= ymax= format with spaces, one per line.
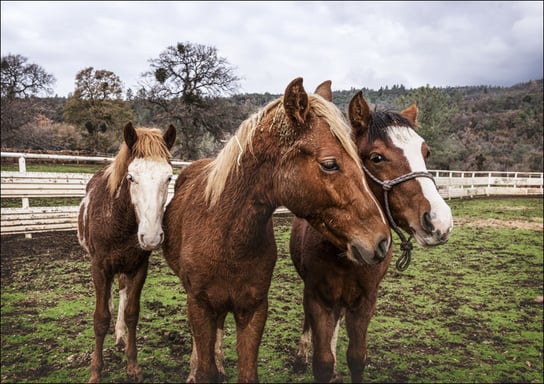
xmin=162 ymin=77 xmax=391 ymax=383
xmin=290 ymin=91 xmax=454 ymax=383
xmin=78 ymin=122 xmax=176 ymax=383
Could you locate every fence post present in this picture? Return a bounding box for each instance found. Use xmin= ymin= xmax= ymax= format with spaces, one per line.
xmin=18 ymin=155 xmax=32 ymax=239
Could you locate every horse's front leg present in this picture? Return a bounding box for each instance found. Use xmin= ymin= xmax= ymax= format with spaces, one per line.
xmin=307 ymin=293 xmax=342 ymax=383
xmin=345 ymin=296 xmax=376 ymax=383
xmin=187 ymin=313 xmax=226 ymax=383
xmin=123 ymin=261 xmax=149 ymax=382
xmin=234 ymin=298 xmax=268 ymax=383
xmin=89 ymin=266 xmax=113 ymax=383
xmin=186 ymin=295 xmax=221 ymax=383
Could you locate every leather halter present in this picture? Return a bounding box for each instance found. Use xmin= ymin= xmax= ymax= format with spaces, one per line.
xmin=362 ymin=164 xmax=436 ymax=271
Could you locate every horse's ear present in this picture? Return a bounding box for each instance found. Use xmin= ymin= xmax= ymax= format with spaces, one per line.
xmin=314 ymin=80 xmax=333 ymax=101
xmin=284 ymin=77 xmax=309 ymax=127
xmin=123 ymin=122 xmax=137 ymax=149
xmin=401 ymin=102 xmax=418 ymax=125
xmin=348 ymin=91 xmax=371 ymax=137
xmin=163 ymin=124 xmax=177 ymax=150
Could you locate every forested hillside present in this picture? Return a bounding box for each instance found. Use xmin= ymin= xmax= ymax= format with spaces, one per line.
xmin=1 ymin=80 xmax=542 ymax=172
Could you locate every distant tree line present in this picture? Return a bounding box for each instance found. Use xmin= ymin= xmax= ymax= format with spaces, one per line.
xmin=1 ymin=47 xmax=542 ymax=171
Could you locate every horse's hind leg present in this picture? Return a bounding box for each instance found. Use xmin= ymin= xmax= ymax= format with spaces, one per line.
xmin=293 ymin=312 xmax=312 ymax=372
xmin=89 ymin=266 xmax=113 ymax=383
xmin=123 ymin=262 xmax=149 ymax=382
xmin=215 ymin=314 xmax=227 ymax=382
xmin=114 ymin=274 xmax=128 ymax=350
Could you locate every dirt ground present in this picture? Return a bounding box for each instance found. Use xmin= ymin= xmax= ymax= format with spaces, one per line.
xmin=1 ymin=231 xmax=84 ymax=282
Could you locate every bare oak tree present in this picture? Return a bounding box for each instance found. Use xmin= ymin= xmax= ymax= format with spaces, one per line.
xmin=142 ymin=42 xmax=240 ymax=103
xmin=1 ymin=53 xmax=56 ymax=99
xmin=138 ymin=42 xmax=242 ymax=159
xmin=1 ymin=54 xmax=56 ymax=148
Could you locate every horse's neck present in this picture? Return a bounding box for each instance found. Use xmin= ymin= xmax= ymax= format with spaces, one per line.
xmin=195 ymin=155 xmax=278 ymax=246
xmin=225 ymin=157 xmax=278 ymax=214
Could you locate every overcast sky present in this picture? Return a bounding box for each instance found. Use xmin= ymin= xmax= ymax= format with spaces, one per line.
xmin=1 ymin=1 xmax=542 ymax=97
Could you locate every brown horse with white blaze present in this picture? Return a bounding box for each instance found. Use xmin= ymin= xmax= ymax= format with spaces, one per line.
xmin=290 ymin=91 xmax=454 ymax=382
xmin=78 ymin=122 xmax=176 ymax=383
xmin=162 ymin=78 xmax=391 ymax=383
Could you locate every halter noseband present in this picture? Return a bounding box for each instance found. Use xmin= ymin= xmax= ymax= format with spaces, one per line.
xmin=362 ymin=164 xmax=436 ymax=271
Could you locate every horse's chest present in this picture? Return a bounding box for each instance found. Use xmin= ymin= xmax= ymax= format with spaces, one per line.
xmin=311 ymin=264 xmax=377 ymax=309
xmin=92 ymin=246 xmax=150 ymax=275
xmin=183 ymin=253 xmax=276 ymax=312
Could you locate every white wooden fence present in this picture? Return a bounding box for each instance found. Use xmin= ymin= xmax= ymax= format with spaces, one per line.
xmin=1 ymin=152 xmax=542 ymax=236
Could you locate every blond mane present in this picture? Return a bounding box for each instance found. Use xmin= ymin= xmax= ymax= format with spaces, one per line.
xmin=105 ymin=127 xmax=172 ymax=195
xmin=204 ymin=94 xmax=360 ymax=207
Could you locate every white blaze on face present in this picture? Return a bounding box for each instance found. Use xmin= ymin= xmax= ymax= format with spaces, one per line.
xmin=388 ymin=126 xmax=453 ymax=243
xmin=127 ymin=158 xmax=173 ymax=250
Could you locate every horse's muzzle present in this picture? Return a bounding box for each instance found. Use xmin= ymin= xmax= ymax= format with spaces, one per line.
xmin=138 ymin=231 xmax=164 ymax=251
xmin=350 ymin=236 xmax=390 ymax=265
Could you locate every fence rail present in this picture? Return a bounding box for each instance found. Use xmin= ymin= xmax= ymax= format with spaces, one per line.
xmin=1 ymin=152 xmax=542 ymax=236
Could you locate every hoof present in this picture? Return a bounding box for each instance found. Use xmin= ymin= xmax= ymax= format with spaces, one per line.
xmin=127 ymin=365 xmax=143 ymax=383
xmin=330 ymin=372 xmax=343 ymax=383
xmin=292 ymin=355 xmax=309 ymax=374
xmin=115 ymin=338 xmax=126 ymax=352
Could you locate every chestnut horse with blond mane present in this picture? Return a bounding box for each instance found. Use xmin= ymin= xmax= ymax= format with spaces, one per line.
xmin=78 ymin=122 xmax=176 ymax=383
xmin=162 ymin=78 xmax=391 ymax=383
xmin=291 ymin=92 xmax=453 ymax=382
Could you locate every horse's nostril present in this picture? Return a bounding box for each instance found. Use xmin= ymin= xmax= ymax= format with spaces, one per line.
xmin=159 ymin=232 xmax=165 ymax=244
xmin=422 ymin=212 xmax=435 ymax=233
xmin=376 ymin=238 xmax=389 ymax=260
xmin=351 ymin=244 xmax=366 ymax=264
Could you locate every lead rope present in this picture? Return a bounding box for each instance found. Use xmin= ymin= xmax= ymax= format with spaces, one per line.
xmin=362 ymin=165 xmax=436 ymax=271
xmin=383 ymin=188 xmax=413 ymax=271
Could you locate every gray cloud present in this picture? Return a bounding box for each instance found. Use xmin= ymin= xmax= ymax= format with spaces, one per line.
xmin=1 ymin=1 xmax=542 ymax=97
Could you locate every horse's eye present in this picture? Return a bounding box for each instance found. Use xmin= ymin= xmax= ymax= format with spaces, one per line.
xmin=370 ymin=153 xmax=386 ymax=163
xmin=320 ymin=159 xmax=339 ymax=172
xmin=167 ymin=175 xmax=173 ymax=183
xmin=127 ymin=174 xmax=134 ymax=182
